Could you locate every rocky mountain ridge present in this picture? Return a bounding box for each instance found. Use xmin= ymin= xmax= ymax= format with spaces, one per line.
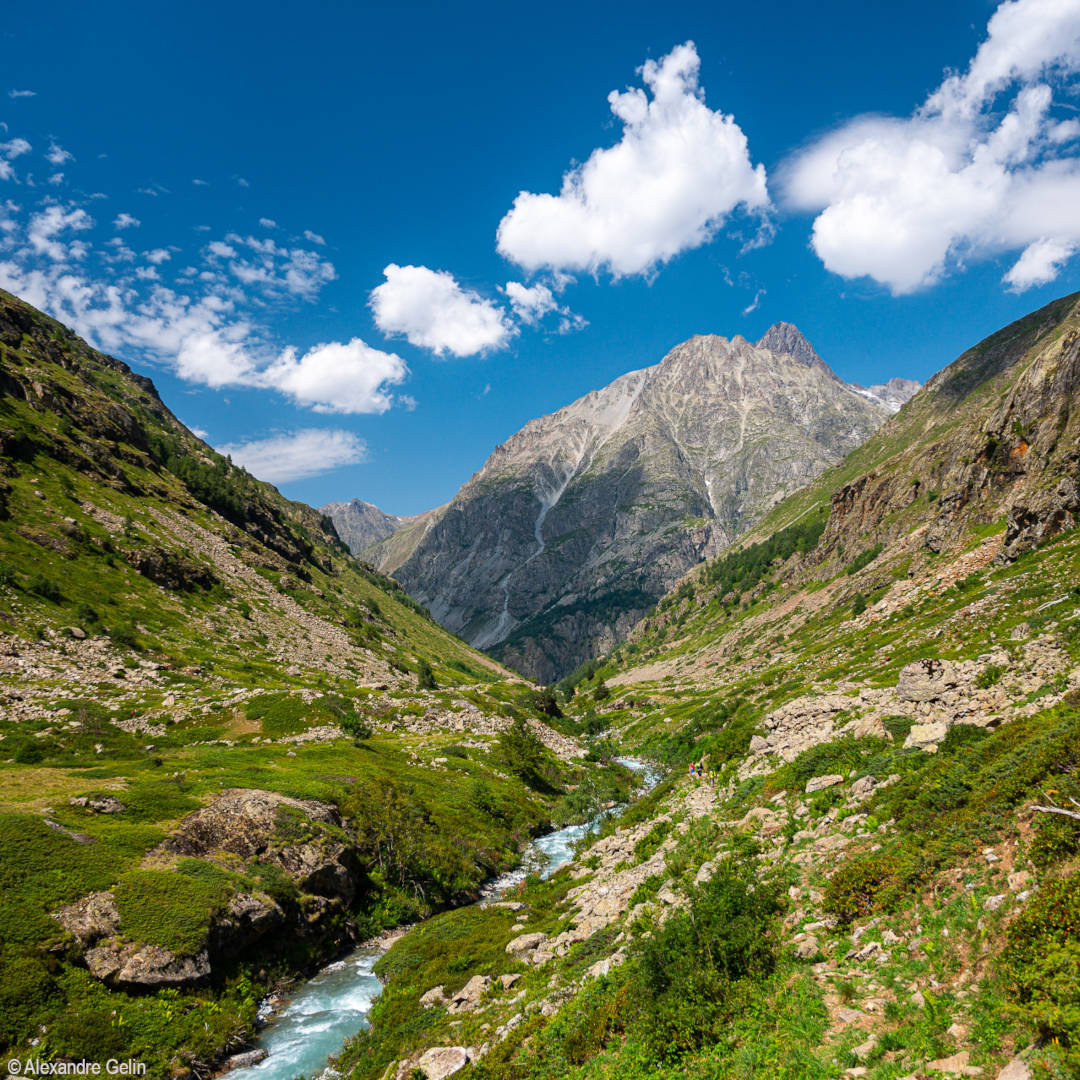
xmin=365 ymin=325 xmax=915 ymax=682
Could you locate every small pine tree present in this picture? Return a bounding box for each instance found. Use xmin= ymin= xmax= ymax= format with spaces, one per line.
xmin=416 ymin=658 xmax=437 ymax=690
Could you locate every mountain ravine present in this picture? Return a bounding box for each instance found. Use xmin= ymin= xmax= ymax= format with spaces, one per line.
xmin=332 ymin=326 xmax=917 ymax=683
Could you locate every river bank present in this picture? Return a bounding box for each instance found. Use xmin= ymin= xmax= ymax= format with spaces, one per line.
xmin=222 ymin=760 xmax=660 ymax=1080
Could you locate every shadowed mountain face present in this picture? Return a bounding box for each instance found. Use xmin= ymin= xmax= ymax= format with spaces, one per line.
xmin=376 ymin=326 xmax=914 ymax=682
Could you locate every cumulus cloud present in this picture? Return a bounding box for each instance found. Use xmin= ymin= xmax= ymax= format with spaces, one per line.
xmin=113 ymin=212 xmax=140 ymax=229
xmin=503 ymin=281 xmax=557 ymax=324
xmin=496 ymin=42 xmax=769 ymax=278
xmin=260 ymin=338 xmax=408 ymax=414
xmin=1004 ymin=236 xmax=1077 ymax=288
xmin=28 ymin=205 xmax=93 ymax=259
xmin=370 ymin=263 xmax=513 ymax=356
xmin=8 ymin=89 xmax=36 ymax=99
xmin=217 ymin=429 xmax=368 ymax=484
xmin=503 ymin=280 xmax=588 ymax=333
xmin=46 ymin=142 xmax=73 ymax=166
xmin=259 ymin=217 xmax=277 ymax=228
xmin=780 ymin=0 xmax=1080 ymax=293
xmin=303 ymin=229 xmax=325 ymax=245
xmin=0 ymin=137 xmax=32 ymax=181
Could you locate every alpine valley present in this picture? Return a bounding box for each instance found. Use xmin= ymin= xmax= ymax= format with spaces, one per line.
xmin=329 ymin=326 xmax=918 ymax=682
xmin=2 ymin=285 xmax=1080 ymax=1080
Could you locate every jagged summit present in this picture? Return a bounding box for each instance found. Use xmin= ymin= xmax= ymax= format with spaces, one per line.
xmin=321 ymin=498 xmax=409 ymax=554
xmin=756 ymin=322 xmax=828 ymax=372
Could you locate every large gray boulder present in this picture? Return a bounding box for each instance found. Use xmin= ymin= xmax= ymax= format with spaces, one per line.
xmin=897 ymin=658 xmax=958 ymax=702
xmin=85 ymin=943 xmax=211 ymax=989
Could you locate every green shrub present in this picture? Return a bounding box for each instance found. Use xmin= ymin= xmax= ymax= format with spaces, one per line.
xmin=851 ymin=594 xmax=867 ymax=616
xmin=882 ymin=714 xmax=914 ymax=743
xmin=1003 ymin=871 xmax=1080 ymax=1072
xmin=976 ymin=664 xmax=1005 ymax=689
xmin=629 ymin=855 xmax=784 ymax=1061
xmin=498 ymin=717 xmax=547 ymax=784
xmin=26 ymin=574 xmax=62 ymax=602
xmin=769 ymin=736 xmax=889 ymax=793
xmin=244 ymin=692 xmax=308 ymax=736
xmin=845 ymin=544 xmax=883 ymax=576
xmin=416 ymin=658 xmax=437 ymax=690
xmin=823 ymin=852 xmax=905 ymax=923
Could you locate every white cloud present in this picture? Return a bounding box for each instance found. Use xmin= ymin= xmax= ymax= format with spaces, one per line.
xmin=496 ymin=42 xmax=769 ymax=278
xmin=503 ymin=279 xmax=587 ymax=333
xmin=742 ymin=288 xmax=765 ymax=315
xmin=1004 ymin=236 xmax=1077 ymax=288
xmin=303 ymin=229 xmax=325 ymax=245
xmin=0 ymin=137 xmax=32 ymax=181
xmin=780 ymin=0 xmax=1080 ymax=293
xmin=46 ymin=142 xmax=73 ymax=166
xmin=370 ymin=263 xmax=512 ymax=356
xmin=218 ymin=429 xmax=368 ymax=484
xmin=47 ymin=173 xmax=64 ymax=186
xmin=192 ymin=178 xmax=209 ymax=187
xmin=260 ymin=338 xmax=408 ymax=414
xmin=8 ymin=89 xmax=36 ymax=99
xmin=235 ymin=176 xmax=250 ymax=188
xmin=259 ymin=217 xmax=277 ymax=228
xmin=28 ymin=205 xmax=93 ymax=259
xmin=0 ymin=124 xmax=409 ymax=419
xmin=504 ymin=281 xmax=557 ymax=324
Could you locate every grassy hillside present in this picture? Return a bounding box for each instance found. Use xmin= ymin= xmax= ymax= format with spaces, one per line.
xmin=338 ymin=295 xmax=1080 ymax=1080
xmin=0 ymin=289 xmax=639 ymax=1076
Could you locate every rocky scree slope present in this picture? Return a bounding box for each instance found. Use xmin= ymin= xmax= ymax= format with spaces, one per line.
xmin=377 ymin=326 xmax=912 ymax=683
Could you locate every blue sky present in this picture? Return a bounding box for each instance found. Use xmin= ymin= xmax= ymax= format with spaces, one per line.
xmin=3 ymin=0 xmax=1080 ymax=514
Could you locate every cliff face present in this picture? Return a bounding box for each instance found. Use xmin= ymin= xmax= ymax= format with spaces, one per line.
xmin=812 ymin=291 xmax=1080 ymax=570
xmin=389 ymin=327 xmax=909 ymax=681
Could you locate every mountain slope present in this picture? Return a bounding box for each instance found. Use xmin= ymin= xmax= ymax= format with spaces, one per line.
xmin=0 ymin=288 xmax=635 ymax=1075
xmin=340 ymin=299 xmax=1080 ymax=1080
xmin=387 ymin=327 xmax=910 ymax=682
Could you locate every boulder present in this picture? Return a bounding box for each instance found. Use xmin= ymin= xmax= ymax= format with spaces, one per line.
xmin=749 ymin=735 xmax=770 ymax=753
xmin=995 ymin=1058 xmax=1032 ymax=1080
xmin=926 ymin=1049 xmax=976 ymax=1075
xmin=161 ymin=789 xmax=361 ymax=902
xmin=420 ymin=985 xmax=448 ymax=1008
xmin=415 ymin=1046 xmax=471 ymax=1080
xmin=805 ymin=774 xmax=844 ymax=793
xmin=794 ymin=935 xmax=819 ymax=960
xmin=52 ymin=890 xmax=121 ymax=947
xmin=225 ymin=1050 xmax=268 ymax=1071
xmin=447 ymin=975 xmax=490 ymax=1013
xmin=904 ymin=721 xmax=950 ymax=752
xmin=506 ymin=932 xmax=549 ymax=959
xmin=210 ymin=892 xmax=285 ymax=954
xmin=69 ymin=794 xmax=126 ymax=814
xmin=897 ymin=658 xmax=958 ymax=702
xmin=85 ymin=943 xmax=210 ymax=989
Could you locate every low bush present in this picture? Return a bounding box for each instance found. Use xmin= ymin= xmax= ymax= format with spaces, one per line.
xmin=823 ymin=852 xmax=905 ymax=923
xmin=1003 ymin=871 xmax=1080 ymax=1073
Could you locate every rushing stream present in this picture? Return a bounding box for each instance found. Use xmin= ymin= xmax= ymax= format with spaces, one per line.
xmin=226 ymin=758 xmax=660 ymax=1080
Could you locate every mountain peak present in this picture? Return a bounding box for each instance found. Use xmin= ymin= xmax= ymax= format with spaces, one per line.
xmin=756 ymin=322 xmax=825 ymax=370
